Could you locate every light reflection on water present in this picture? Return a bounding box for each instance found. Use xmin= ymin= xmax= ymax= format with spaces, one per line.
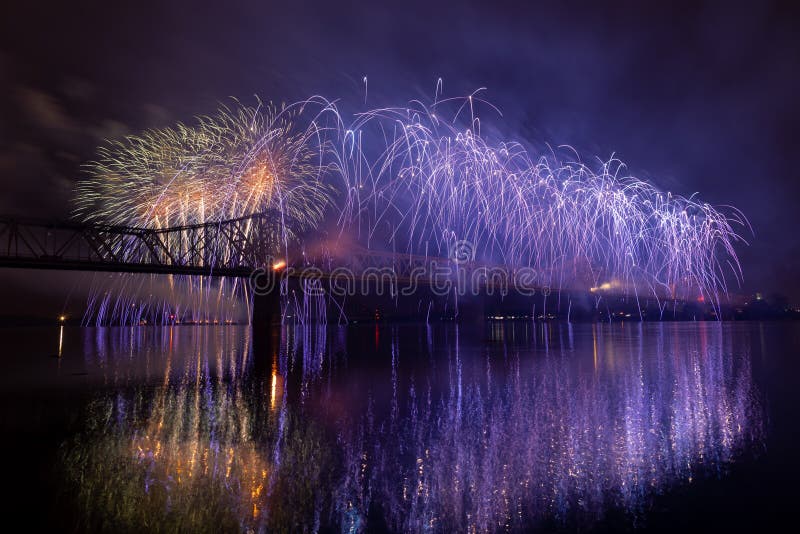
xmin=61 ymin=322 xmax=764 ymax=532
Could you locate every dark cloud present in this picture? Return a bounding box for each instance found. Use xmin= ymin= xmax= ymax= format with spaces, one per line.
xmin=16 ymin=87 xmax=76 ymax=134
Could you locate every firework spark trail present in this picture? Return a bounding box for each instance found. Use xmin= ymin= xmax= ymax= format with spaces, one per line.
xmin=76 ymin=99 xmax=335 ymax=324
xmin=333 ymin=96 xmax=748 ymax=311
xmin=75 ymin=93 xmax=749 ymax=324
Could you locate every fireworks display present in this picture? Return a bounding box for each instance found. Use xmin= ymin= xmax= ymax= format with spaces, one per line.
xmin=75 ymin=92 xmax=749 ymax=324
xmin=333 ymin=93 xmax=748 ymax=307
xmin=77 ymin=98 xmax=331 ymax=237
xmin=75 ymin=99 xmax=333 ymax=324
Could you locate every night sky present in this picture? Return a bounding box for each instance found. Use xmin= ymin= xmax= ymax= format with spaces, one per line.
xmin=1 ymin=0 xmax=798 ymax=315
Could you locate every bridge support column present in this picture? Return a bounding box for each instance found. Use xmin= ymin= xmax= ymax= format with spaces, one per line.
xmin=252 ymin=290 xmax=280 ymax=373
xmin=253 ymin=289 xmax=281 ymax=328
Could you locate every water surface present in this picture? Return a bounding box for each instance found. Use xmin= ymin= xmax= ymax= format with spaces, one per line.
xmin=1 ymin=321 xmax=797 ymax=532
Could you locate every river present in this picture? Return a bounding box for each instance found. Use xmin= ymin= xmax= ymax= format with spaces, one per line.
xmin=1 ymin=321 xmax=797 ymax=532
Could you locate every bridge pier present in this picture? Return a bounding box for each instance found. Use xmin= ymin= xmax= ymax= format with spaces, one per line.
xmin=253 ymin=289 xmax=281 ymax=328
xmin=252 ymin=289 xmax=280 ymax=373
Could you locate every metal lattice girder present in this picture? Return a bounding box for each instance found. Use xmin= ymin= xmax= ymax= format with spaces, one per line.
xmin=0 ymin=215 xmax=704 ymax=301
xmin=0 ymin=214 xmax=281 ymax=277
xmin=0 ymin=215 xmax=511 ymax=284
xmin=0 ymin=215 xmax=547 ymax=292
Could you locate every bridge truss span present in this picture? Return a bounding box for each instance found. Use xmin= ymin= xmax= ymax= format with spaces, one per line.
xmin=0 ymin=214 xmax=278 ymax=277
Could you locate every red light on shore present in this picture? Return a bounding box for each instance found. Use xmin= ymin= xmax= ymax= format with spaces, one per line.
xmin=272 ymin=260 xmax=286 ymax=271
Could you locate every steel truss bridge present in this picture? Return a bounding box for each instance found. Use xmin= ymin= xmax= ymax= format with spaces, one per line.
xmin=0 ymin=215 xmax=721 ymax=308
xmin=0 ymin=215 xmax=518 ymax=287
xmin=0 ymin=214 xmax=279 ymax=277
